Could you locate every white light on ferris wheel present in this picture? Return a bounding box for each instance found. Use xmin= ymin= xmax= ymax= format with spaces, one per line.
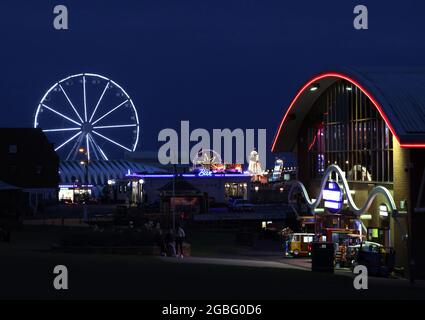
xmin=34 ymin=73 xmax=140 ymax=161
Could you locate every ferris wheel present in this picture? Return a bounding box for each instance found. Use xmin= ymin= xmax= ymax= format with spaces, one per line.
xmin=34 ymin=73 xmax=140 ymax=161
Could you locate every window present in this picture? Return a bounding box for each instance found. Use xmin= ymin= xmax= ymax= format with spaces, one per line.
xmin=303 ymin=236 xmax=313 ymax=243
xmin=8 ymin=144 xmax=17 ymax=153
xmin=35 ymin=165 xmax=43 ymax=175
xmin=307 ymin=80 xmax=393 ymax=183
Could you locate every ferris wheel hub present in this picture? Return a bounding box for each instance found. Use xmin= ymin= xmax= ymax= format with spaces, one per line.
xmin=81 ymin=122 xmax=93 ymax=134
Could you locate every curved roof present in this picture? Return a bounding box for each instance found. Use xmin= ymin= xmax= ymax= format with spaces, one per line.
xmin=59 ymin=160 xmax=165 ymax=186
xmin=272 ymin=69 xmax=425 ymax=152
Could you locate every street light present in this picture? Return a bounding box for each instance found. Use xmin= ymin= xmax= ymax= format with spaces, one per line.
xmin=78 ymin=147 xmax=89 ymax=191
xmin=138 ymin=179 xmax=145 ymax=204
xmin=79 ymin=147 xmax=89 ymax=221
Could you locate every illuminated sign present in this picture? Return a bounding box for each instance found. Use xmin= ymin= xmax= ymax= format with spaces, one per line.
xmin=198 ymin=169 xmax=213 ymax=177
xmin=211 ymin=163 xmax=226 ymax=173
xmin=130 ymin=172 xmax=252 ymax=179
xmin=59 ymin=184 xmax=94 ymax=189
xmin=224 ymin=164 xmax=243 ymax=173
xmin=323 ymin=181 xmax=343 ymax=213
xmin=379 ymin=204 xmax=389 ymax=217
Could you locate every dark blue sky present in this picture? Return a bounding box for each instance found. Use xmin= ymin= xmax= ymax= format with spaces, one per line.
xmin=1 ymin=0 xmax=424 ymax=164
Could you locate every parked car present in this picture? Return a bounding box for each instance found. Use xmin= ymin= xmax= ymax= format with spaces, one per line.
xmin=347 ymin=241 xmax=395 ymax=277
xmin=284 ymin=233 xmax=314 ymax=257
xmin=228 ymin=199 xmax=255 ymax=212
xmin=349 ymin=241 xmax=383 ymax=253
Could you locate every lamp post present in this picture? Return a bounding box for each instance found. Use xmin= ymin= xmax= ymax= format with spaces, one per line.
xmin=138 ymin=179 xmax=144 ymax=205
xmin=79 ymin=147 xmax=89 ymax=222
xmin=172 ymin=164 xmax=176 ymax=233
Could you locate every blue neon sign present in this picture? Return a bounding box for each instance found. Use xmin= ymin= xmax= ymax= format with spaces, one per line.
xmin=197 ymin=169 xmax=213 ymax=177
xmin=323 ymin=181 xmax=343 ymax=213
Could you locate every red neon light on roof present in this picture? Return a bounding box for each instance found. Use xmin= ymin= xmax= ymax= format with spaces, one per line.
xmin=271 ymin=72 xmax=425 ymax=151
xmin=307 ymin=131 xmax=317 ymax=152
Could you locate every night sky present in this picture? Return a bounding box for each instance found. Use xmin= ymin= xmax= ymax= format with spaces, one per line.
xmin=1 ymin=0 xmax=424 ymax=165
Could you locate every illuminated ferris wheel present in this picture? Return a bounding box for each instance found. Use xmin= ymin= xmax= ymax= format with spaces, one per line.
xmin=34 ymin=73 xmax=140 ymax=161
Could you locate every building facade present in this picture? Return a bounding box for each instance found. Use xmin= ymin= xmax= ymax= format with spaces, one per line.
xmin=58 ymin=160 xmax=165 ymax=202
xmin=124 ymin=171 xmax=252 ymax=207
xmin=272 ymin=70 xmax=425 ymax=278
xmin=0 ymin=128 xmax=59 ymax=214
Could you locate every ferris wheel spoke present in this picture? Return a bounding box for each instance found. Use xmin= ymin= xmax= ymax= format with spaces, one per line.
xmin=55 ymin=131 xmax=82 ymax=152
xmin=91 ymin=99 xmax=129 ymax=126
xmin=89 ymin=134 xmax=109 ymax=160
xmin=41 ymin=104 xmax=82 ymax=126
xmin=58 ymin=83 xmax=84 ymax=123
xmin=88 ymin=134 xmax=103 ymax=160
xmin=98 ymin=146 xmax=109 ymax=161
xmin=93 ymin=124 xmax=137 ymax=130
xmin=92 ymin=130 xmax=132 ymax=152
xmin=83 ymin=75 xmax=88 ymax=122
xmin=87 ymin=134 xmax=100 ymax=160
xmin=89 ymin=81 xmax=109 ymax=123
xmin=43 ymin=127 xmax=81 ymax=132
xmin=66 ymin=134 xmax=84 ymax=161
xmin=85 ymin=134 xmax=91 ymax=161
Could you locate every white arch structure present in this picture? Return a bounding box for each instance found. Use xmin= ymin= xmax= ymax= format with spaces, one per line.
xmin=287 ymin=165 xmax=408 ymax=239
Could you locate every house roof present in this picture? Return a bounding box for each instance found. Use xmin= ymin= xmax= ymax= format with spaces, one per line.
xmin=0 ymin=180 xmax=21 ymax=191
xmin=272 ymin=69 xmax=425 ymax=152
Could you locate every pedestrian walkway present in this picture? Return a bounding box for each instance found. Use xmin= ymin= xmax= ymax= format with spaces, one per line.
xmin=160 ymin=254 xmax=425 ymax=289
xmin=159 ymin=255 xmax=307 ymax=271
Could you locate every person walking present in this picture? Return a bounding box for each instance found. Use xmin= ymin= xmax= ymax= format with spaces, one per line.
xmin=176 ymin=225 xmax=186 ymax=258
xmin=155 ymin=225 xmax=166 ymax=256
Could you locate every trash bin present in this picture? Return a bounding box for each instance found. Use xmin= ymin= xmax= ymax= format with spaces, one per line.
xmin=311 ymin=242 xmax=334 ymax=273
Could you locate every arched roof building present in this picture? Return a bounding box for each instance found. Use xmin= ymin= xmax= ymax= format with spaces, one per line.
xmin=272 ymin=69 xmax=425 ymax=152
xmin=271 ymin=69 xmax=425 ymax=278
xmin=59 ymin=160 xmax=165 ymax=186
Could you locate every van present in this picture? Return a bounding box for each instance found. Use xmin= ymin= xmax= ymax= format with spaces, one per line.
xmin=284 ymin=233 xmax=315 ymax=257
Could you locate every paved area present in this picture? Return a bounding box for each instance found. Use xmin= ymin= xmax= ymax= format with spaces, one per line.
xmin=1 ymin=246 xmax=425 ymax=299
xmin=160 ymin=256 xmax=307 ymax=270
xmin=1 ymin=227 xmax=425 ymax=299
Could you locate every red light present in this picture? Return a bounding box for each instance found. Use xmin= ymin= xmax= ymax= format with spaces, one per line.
xmin=307 ymin=134 xmax=317 ymax=151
